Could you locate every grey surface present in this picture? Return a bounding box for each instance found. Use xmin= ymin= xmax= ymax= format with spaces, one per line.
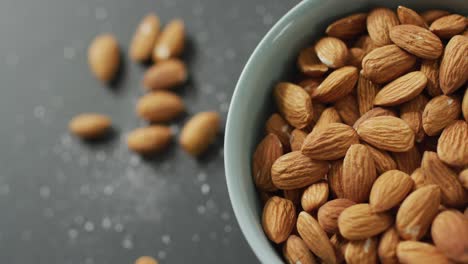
xmin=0 ymin=0 xmax=300 ymax=263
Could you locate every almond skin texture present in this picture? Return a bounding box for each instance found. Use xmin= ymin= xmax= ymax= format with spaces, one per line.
xmin=439 ymin=35 xmax=468 ymax=94
xmin=421 ymin=10 xmax=450 ymax=24
xmin=367 ymin=8 xmax=400 ymax=46
xmin=430 ymin=14 xmax=466 ymax=38
xmin=396 ymin=184 xmax=440 ymax=240
xmin=299 ymin=78 xmax=324 ymax=98
xmin=69 ymin=113 xmax=111 ymax=139
xmin=437 ymin=120 xmax=468 ymax=167
xmin=353 ymin=107 xmax=396 ymax=130
xmin=356 ymin=116 xmax=415 ymax=152
xmin=330 ymin=234 xmax=347 ymax=264
xmin=364 ymin=143 xmax=397 ymax=174
xmin=283 ymin=189 xmax=302 ymax=206
xmin=179 ymin=112 xmax=220 ymax=156
xmin=265 ymin=113 xmax=292 ymax=149
xmin=317 ymin=199 xmax=356 ymax=234
xmin=397 ymin=241 xmax=450 ymax=264
xmin=420 ymin=59 xmax=442 ymax=97
xmin=369 ymin=170 xmax=414 ymax=212
xmin=262 ymin=196 xmax=296 ymax=244
xmin=136 ymin=91 xmax=185 ymax=123
xmin=347 ymin=48 xmax=365 ymax=68
xmin=355 ymin=35 xmax=378 ymax=54
xmin=431 ymin=210 xmax=468 ymax=263
xmin=289 ymin=129 xmax=307 ymax=151
xmin=338 ymin=203 xmax=393 ymax=240
xmin=390 ymin=25 xmax=442 ymax=59
xmin=400 ymin=94 xmax=428 ymax=143
xmin=301 ymin=181 xmax=329 ymax=213
xmin=297 ymin=211 xmax=337 ymax=264
xmin=283 ymin=235 xmax=318 ymax=264
xmin=88 ymin=34 xmax=120 ymax=83
xmin=374 ymin=71 xmax=427 ymax=106
xmin=129 ymin=14 xmax=160 ymax=62
xmin=142 ymin=59 xmax=187 ymax=90
xmin=378 ymin=227 xmax=400 ymax=264
xmin=422 ymin=95 xmax=461 ymax=136
xmin=252 ymin=134 xmax=283 ymax=191
xmin=152 ymin=19 xmax=184 ymax=61
xmin=334 ymin=95 xmax=360 ymax=126
xmin=361 ymin=45 xmax=417 ymax=84
xmin=312 ymin=107 xmax=342 ymax=133
xmin=410 ymin=168 xmax=427 ymax=190
xmin=397 ymin=6 xmax=427 ymax=28
xmin=463 ymin=89 xmax=468 ymax=121
xmin=297 ymin=46 xmax=329 ymax=77
xmin=344 ymin=238 xmax=378 ymax=264
xmin=314 ymin=37 xmax=349 ymax=68
xmin=127 ymin=126 xmax=172 ymax=154
xmin=302 ymin=123 xmax=359 ymax=160
xmin=275 ymin=82 xmax=313 ymax=129
xmin=326 ymin=13 xmax=367 ymax=39
xmin=460 ymin=169 xmax=468 ymax=189
xmin=328 ymin=160 xmax=345 ymax=199
xmin=357 ymin=74 xmax=380 ymax=116
xmin=392 ymin=146 xmax=421 ymax=174
xmin=342 ymin=144 xmax=377 ymax=203
xmin=271 ymin=151 xmax=329 ymax=190
xmin=311 ymin=66 xmax=358 ymax=103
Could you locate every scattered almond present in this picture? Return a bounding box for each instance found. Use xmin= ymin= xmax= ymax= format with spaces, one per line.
xmin=431 ymin=210 xmax=468 ymax=263
xmin=460 ymin=169 xmax=468 ymax=189
xmin=314 ymin=37 xmax=349 ymax=68
xmin=265 ymin=113 xmax=292 ymax=150
xmin=142 ymin=59 xmax=187 ymax=90
xmin=289 ymin=129 xmax=307 ymax=151
xmin=179 ymin=111 xmax=220 ymax=156
xmin=127 ymin=126 xmax=172 ymax=154
xmin=392 ymin=146 xmax=421 ymax=174
xmin=400 ymin=94 xmax=428 ymax=142
xmin=420 ymin=59 xmax=442 ymax=97
xmin=301 ymin=181 xmax=329 ymax=213
xmin=420 ymin=10 xmax=450 ymax=24
xmin=135 ymin=256 xmax=158 ymax=264
xmin=338 ymin=203 xmax=392 ymax=240
xmin=275 ymin=82 xmax=313 ymax=129
xmin=334 ymin=94 xmax=360 ymax=126
xmin=437 ymin=120 xmax=468 ymax=167
xmin=311 ymin=66 xmax=358 ymax=103
xmin=69 ymin=113 xmax=111 ymax=139
xmin=347 ymin=48 xmax=365 ymax=68
xmin=252 ymin=134 xmax=283 ymax=191
xmin=397 ymin=6 xmax=427 ymax=28
xmin=430 ymin=14 xmax=466 ymax=38
xmin=299 ymin=78 xmax=324 ymax=98
xmin=88 ymin=34 xmax=120 ymax=83
xmin=369 ymin=170 xmax=414 ymax=212
xmin=390 ymin=25 xmax=443 ymax=59
xmin=129 ymin=14 xmax=160 ymax=62
xmin=355 ymin=35 xmax=377 ymax=54
xmin=422 ymin=95 xmax=461 ymax=136
xmin=397 ymin=241 xmax=450 ymax=264
xmin=373 ymin=71 xmax=427 ymax=106
xmin=262 ymin=196 xmax=296 ymax=244
xmin=352 ymin=107 xmax=396 ymax=129
xmin=312 ymin=107 xmax=342 ymax=133
xmin=152 ymin=19 xmax=185 ymax=61
xmin=410 ymin=168 xmax=427 ymax=190
xmin=326 ymin=13 xmax=367 ymax=39
xmin=344 ymin=238 xmax=378 ymax=264
xmin=330 ymin=234 xmax=347 ymax=264
xmin=317 ymin=198 xmax=356 ymax=234
xmin=283 ymin=235 xmax=318 ymax=264
xmin=357 ymin=73 xmax=380 ymax=116
xmin=439 ymin=35 xmax=468 ymax=94
xmin=136 ymin=91 xmax=185 ymax=123
xmin=378 ymin=227 xmax=399 ymax=264
xmin=328 ymin=160 xmax=345 ymax=199
xmin=366 ymin=8 xmax=400 ymax=46
xmin=364 ymin=143 xmax=397 ymax=174
xmin=297 ymin=46 xmax=329 ymax=77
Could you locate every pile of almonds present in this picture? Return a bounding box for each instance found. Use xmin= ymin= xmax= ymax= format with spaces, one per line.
xmin=69 ymin=13 xmax=220 ymax=157
xmin=253 ymin=6 xmax=468 ymax=264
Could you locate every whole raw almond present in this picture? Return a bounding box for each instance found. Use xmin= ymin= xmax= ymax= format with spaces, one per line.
xmin=397 ymin=6 xmax=428 ymax=28
xmin=136 ymin=91 xmax=184 ymax=122
xmin=262 ymin=196 xmax=296 ymax=244
xmin=369 ymin=170 xmax=414 ymax=212
xmin=460 ymin=169 xmax=468 ymax=189
xmin=330 ymin=234 xmax=347 ymax=264
xmin=392 ymin=146 xmax=421 ymax=174
xmin=437 ymin=120 xmax=468 ymax=167
xmin=311 ymin=66 xmax=358 ymax=103
xmin=421 ymin=10 xmax=450 ymax=24
xmin=314 ymin=37 xmax=349 ymax=68
xmin=271 ymin=151 xmax=328 ymax=190
xmin=135 ymin=256 xmax=158 ymax=264
xmin=390 ymin=25 xmax=443 ymax=59
xmin=344 ymin=238 xmax=378 ymax=264
xmin=367 ymin=8 xmax=400 ymax=46
xmin=179 ymin=111 xmax=220 ymax=156
xmin=152 ymin=19 xmax=185 ymax=61
xmin=338 ymin=203 xmax=393 ymax=240
xmin=357 ymin=74 xmax=380 ymax=116
xmin=356 ymin=116 xmax=415 ymax=152
xmin=421 ymin=59 xmax=442 ymax=97
xmin=301 ymin=181 xmax=329 ymax=213
xmin=252 ymin=134 xmax=283 ymax=191
xmin=69 ymin=113 xmax=111 ymax=139
xmin=410 ymin=168 xmax=427 ymax=190
xmin=361 ymin=45 xmax=417 ymax=84
xmin=422 ymin=95 xmax=461 ymax=136
xmin=283 ymin=235 xmax=318 ymax=264
xmin=439 ymin=35 xmax=468 ymax=94
xmin=355 ymin=35 xmax=378 ymax=54
xmin=353 ymin=107 xmax=396 ymax=129
xmin=317 ymin=199 xmax=356 ymax=234
xmin=334 ymin=95 xmax=360 ymax=126
xmin=326 ymin=13 xmax=367 ymax=39
xmin=347 ymin=48 xmax=365 ymax=68
xmin=463 ymin=89 xmax=468 ymax=121
xmin=289 ymin=129 xmax=307 ymax=151
xmin=297 ymin=46 xmax=329 ymax=77
xmin=265 ymin=113 xmax=292 ymax=149
xmin=142 ymin=59 xmax=187 ymax=90
xmin=421 ymin=151 xmax=467 ymax=207
xmin=396 ymin=184 xmax=440 ymax=240
xmin=430 ymin=14 xmax=466 ymax=38
xmin=342 ymin=144 xmax=377 ymax=203
xmin=88 ymin=34 xmax=120 ymax=83
xmin=297 ymin=211 xmax=337 ymax=264
xmin=431 ymin=210 xmax=468 ymax=263
xmin=328 ymin=160 xmax=345 ymax=199
xmin=374 ymin=71 xmax=427 ymax=106
xmin=127 ymin=126 xmax=172 ymax=154
xmin=378 ymin=227 xmax=399 ymax=264
xmin=129 ymin=14 xmax=160 ymax=62
xmin=400 ymin=94 xmax=428 ymax=143
xmin=275 ymin=82 xmax=313 ymax=129
xmin=312 ymin=107 xmax=342 ymax=134
xmin=364 ymin=143 xmax=397 ymax=174
xmin=302 ymin=123 xmax=359 ymax=160
xmin=397 ymin=241 xmax=450 ymax=264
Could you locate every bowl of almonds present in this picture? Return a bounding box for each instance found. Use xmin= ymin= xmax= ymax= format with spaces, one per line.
xmin=224 ymin=0 xmax=468 ymax=263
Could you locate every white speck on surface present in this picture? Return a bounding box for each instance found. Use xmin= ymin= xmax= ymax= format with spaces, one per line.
xmin=221 ymin=212 xmax=230 ymax=221
xmin=68 ymin=229 xmax=78 ymax=240
xmin=363 ymin=238 xmax=372 ymax=253
xmin=101 ymin=217 xmax=112 ymax=230
xmin=43 ymin=207 xmax=54 ymax=218
xmin=157 ymin=250 xmax=167 ymax=260
xmin=295 ymin=261 xmax=302 ymax=264
xmin=84 ymin=221 xmax=95 ymax=232
xmin=447 ymin=98 xmax=453 ymax=105
xmin=156 ymin=46 xmax=170 ymax=60
xmin=197 ymin=171 xmax=207 ymax=182
xmin=140 ymin=23 xmax=153 ymax=35
xmin=5 ymin=53 xmax=19 ymax=66
xmin=191 ymin=233 xmax=200 ymax=242
xmin=39 ymin=186 xmax=51 ymax=199
xmin=209 ymin=232 xmax=217 ymax=240
xmin=34 ymin=105 xmax=45 ymax=119
xmin=64 ymin=47 xmax=76 ymax=59
xmin=201 ymin=183 xmax=210 ymax=195
xmin=122 ymin=235 xmax=133 ymax=249
xmin=405 ymin=225 xmax=421 ymax=240
xmin=197 ymin=205 xmax=206 ymax=214
xmin=161 ymin=235 xmax=171 ymax=245
xmin=263 ymin=14 xmax=274 ymax=25
xmin=114 ymin=223 xmax=124 ymax=232
xmin=224 ymin=225 xmax=232 ymax=233
xmin=0 ymin=185 xmax=10 ymax=196
xmin=103 ymin=185 xmax=114 ymax=196
xmin=95 ymin=7 xmax=107 ymax=20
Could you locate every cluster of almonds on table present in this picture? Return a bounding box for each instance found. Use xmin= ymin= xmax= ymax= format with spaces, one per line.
xmin=68 ymin=13 xmax=220 ymax=157
xmin=253 ymin=6 xmax=468 ymax=264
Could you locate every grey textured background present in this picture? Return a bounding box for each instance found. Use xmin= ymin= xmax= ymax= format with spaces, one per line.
xmin=0 ymin=0 xmax=300 ymax=263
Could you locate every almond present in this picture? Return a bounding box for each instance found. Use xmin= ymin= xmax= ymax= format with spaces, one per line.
xmin=326 ymin=13 xmax=367 ymax=39
xmin=369 ymin=170 xmax=414 ymax=212
xmin=396 ymin=184 xmax=440 ymax=240
xmin=463 ymin=89 xmax=468 ymax=121
xmin=410 ymin=168 xmax=427 ymax=190
xmin=330 ymin=234 xmax=347 ymax=264
xmin=88 ymin=34 xmax=120 ymax=82
xmin=421 ymin=10 xmax=450 ymax=24
xmin=271 ymin=151 xmax=328 ymax=190
xmin=347 ymin=48 xmax=365 ymax=68
xmin=299 ymin=78 xmax=324 ymax=97
xmin=390 ymin=25 xmax=443 ymax=59
xmin=283 ymin=235 xmax=318 ymax=264
xmin=142 ymin=59 xmax=187 ymax=90
xmin=275 ymin=82 xmax=313 ymax=129
xmin=431 ymin=210 xmax=468 ymax=263
xmin=378 ymin=227 xmax=400 ymax=264
xmin=301 ymin=181 xmax=329 ymax=213
xmin=400 ymin=94 xmax=429 ymax=142
xmin=392 ymin=146 xmax=421 ymax=174
xmin=311 ymin=102 xmax=326 ymax=123
xmin=374 ymin=71 xmax=427 ymax=106
xmin=69 ymin=113 xmax=111 ymax=139
xmin=437 ymin=120 xmax=468 ymax=167
xmin=317 ymin=199 xmax=356 ymax=234
xmin=328 ymin=160 xmax=345 ymax=199
xmin=421 ymin=151 xmax=467 ymax=207
xmin=338 ymin=203 xmax=393 ymax=240
xmin=420 ymin=59 xmax=442 ymax=97
xmin=364 ymin=143 xmax=397 ymax=174
xmin=312 ymin=107 xmax=342 ymax=133
xmin=342 ymin=144 xmax=377 ymax=203
xmin=439 ymin=35 xmax=468 ymax=94
xmin=367 ymin=8 xmax=400 ymax=46
xmin=136 ymin=91 xmax=185 ymax=123
xmin=397 ymin=241 xmax=450 ymax=264
xmin=460 ymin=169 xmax=468 ymax=189
xmin=290 ymin=129 xmax=308 ymax=151
xmin=297 ymin=211 xmax=337 ymax=264
xmin=262 ymin=196 xmax=296 ymax=244
xmin=127 ymin=126 xmax=172 ymax=154
xmin=361 ymin=45 xmax=417 ymax=84
xmin=422 ymin=95 xmax=461 ymax=136
xmin=356 ymin=116 xmax=415 ymax=152
xmin=265 ymin=113 xmax=292 ymax=150
xmin=353 ymin=107 xmax=396 ymax=129
xmin=397 ymin=6 xmax=427 ymax=28
xmin=334 ymin=94 xmax=360 ymax=126
xmin=302 ymin=123 xmax=359 ymax=160
xmin=283 ymin=189 xmax=303 ymax=206
xmin=252 ymin=134 xmax=284 ymax=191
xmin=152 ymin=19 xmax=184 ymax=61
xmin=344 ymin=238 xmax=378 ymax=264
xmin=311 ymin=66 xmax=358 ymax=103
xmin=179 ymin=111 xmax=220 ymax=156
xmin=297 ymin=46 xmax=329 ymax=77
xmin=430 ymin=14 xmax=466 ymax=38
xmin=357 ymin=74 xmax=380 ymax=116
xmin=355 ymin=35 xmax=377 ymax=54
xmin=314 ymin=37 xmax=349 ymax=68
xmin=135 ymin=256 xmax=158 ymax=264
xmin=129 ymin=14 xmax=160 ymax=62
